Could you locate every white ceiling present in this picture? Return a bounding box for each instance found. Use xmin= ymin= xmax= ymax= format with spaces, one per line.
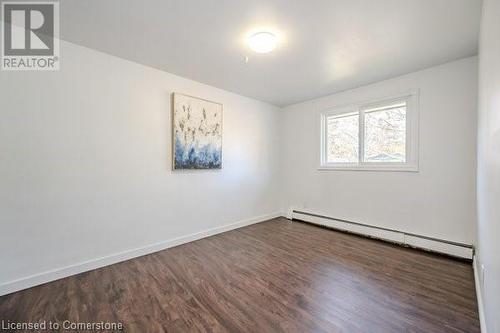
xmin=61 ymin=0 xmax=482 ymax=106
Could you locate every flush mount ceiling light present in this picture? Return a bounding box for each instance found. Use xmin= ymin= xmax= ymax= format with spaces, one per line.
xmin=248 ymin=32 xmax=277 ymax=53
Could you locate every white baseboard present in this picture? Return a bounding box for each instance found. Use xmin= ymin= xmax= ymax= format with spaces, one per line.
xmin=473 ymin=256 xmax=487 ymax=333
xmin=0 ymin=212 xmax=282 ymax=297
xmin=290 ymin=209 xmax=473 ymax=259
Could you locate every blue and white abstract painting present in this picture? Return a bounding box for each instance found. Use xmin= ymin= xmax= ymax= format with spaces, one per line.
xmin=173 ymin=93 xmax=222 ymax=169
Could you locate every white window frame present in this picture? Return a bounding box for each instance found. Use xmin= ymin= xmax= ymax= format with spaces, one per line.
xmin=319 ymin=91 xmax=419 ymax=172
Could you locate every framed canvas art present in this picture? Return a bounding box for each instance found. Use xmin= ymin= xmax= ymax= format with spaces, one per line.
xmin=172 ymin=93 xmax=222 ymax=170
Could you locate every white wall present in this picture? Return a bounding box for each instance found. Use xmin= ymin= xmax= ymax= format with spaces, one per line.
xmin=476 ymin=0 xmax=500 ymax=331
xmin=280 ymin=57 xmax=477 ymax=245
xmin=0 ymin=39 xmax=481 ymax=299
xmin=0 ymin=41 xmax=281 ymax=292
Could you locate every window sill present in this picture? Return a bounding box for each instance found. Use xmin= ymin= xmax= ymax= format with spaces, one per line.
xmin=318 ymin=165 xmax=419 ymax=172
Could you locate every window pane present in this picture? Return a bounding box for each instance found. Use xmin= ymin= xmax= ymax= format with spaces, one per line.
xmin=327 ymin=114 xmax=359 ymax=163
xmin=364 ymin=105 xmax=406 ymax=163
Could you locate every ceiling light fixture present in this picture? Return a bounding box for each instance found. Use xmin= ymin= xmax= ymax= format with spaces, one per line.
xmin=248 ymin=32 xmax=277 ymax=53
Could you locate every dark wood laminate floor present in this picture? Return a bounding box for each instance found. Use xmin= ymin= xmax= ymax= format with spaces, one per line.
xmin=0 ymin=218 xmax=479 ymax=332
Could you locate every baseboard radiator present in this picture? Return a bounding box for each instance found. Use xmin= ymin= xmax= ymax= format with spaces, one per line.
xmin=289 ymin=209 xmax=473 ymax=260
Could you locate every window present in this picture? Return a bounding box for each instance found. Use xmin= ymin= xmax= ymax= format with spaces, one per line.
xmin=327 ymin=112 xmax=359 ymax=163
xmin=320 ymin=92 xmax=418 ymax=171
